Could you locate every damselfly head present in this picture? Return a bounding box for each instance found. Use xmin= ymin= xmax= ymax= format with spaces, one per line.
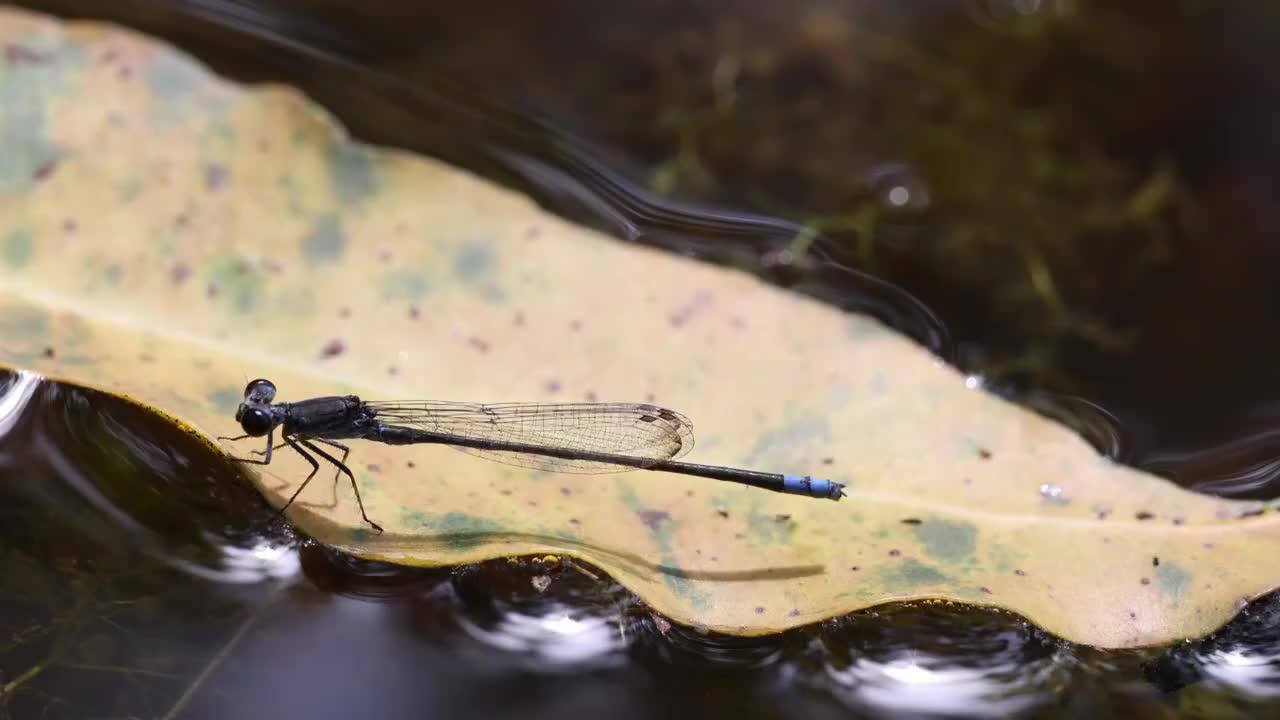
xmin=234 ymin=379 xmax=279 ymax=436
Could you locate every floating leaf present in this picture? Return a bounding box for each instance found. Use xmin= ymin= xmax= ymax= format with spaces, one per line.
xmin=1 ymin=7 xmax=1277 ymax=649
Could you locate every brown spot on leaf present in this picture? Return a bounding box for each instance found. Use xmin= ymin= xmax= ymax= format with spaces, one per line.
xmin=1140 ymin=578 xmax=1150 ymax=585
xmin=979 ymin=586 xmax=992 ymax=594
xmin=669 ymin=289 xmax=713 ymax=328
xmin=205 ymin=164 xmax=228 ymax=191
xmin=171 ymin=263 xmax=191 ymax=284
xmin=977 ymin=448 xmax=993 ymax=460
xmin=6 ymin=44 xmax=49 ymax=64
xmin=1135 ymin=511 xmax=1155 ymax=521
xmin=900 ymin=517 xmax=922 ymax=525
xmin=1014 ymin=569 xmax=1026 ymax=576
xmin=888 ymin=549 xmax=901 ymax=557
xmin=637 ymin=510 xmax=670 ymax=530
xmin=33 ymin=158 xmax=57 ymax=182
xmin=320 ymin=338 xmax=346 ymax=358
xmin=468 ymin=336 xmax=490 ymax=353
xmin=41 ymin=346 xmax=55 ymax=358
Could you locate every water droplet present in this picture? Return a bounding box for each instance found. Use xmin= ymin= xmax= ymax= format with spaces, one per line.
xmin=1039 ymin=483 xmax=1069 ymax=505
xmin=865 ymin=163 xmax=930 ymax=211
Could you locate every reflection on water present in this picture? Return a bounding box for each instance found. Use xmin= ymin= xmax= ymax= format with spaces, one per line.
xmin=454 ymin=599 xmax=627 ymax=670
xmin=1142 ymin=428 xmax=1280 ymax=500
xmin=806 ymin=607 xmax=1072 ymax=718
xmin=1147 ymin=593 xmax=1280 ymax=705
xmin=1203 ymin=647 xmax=1280 ymax=698
xmin=446 ymin=561 xmax=631 ymax=672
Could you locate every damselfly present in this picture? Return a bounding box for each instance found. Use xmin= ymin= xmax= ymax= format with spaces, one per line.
xmin=220 ymin=379 xmax=845 ymax=533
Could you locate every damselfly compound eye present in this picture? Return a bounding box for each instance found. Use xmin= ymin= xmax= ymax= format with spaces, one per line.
xmin=239 ymin=407 xmax=274 ymax=437
xmin=243 ymin=378 xmax=277 ymax=403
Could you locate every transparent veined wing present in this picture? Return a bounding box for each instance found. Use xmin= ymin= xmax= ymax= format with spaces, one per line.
xmin=364 ymin=400 xmax=695 ymax=474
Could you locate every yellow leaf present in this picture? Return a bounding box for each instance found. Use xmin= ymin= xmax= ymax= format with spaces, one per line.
xmin=1 ymin=7 xmax=1276 ymax=649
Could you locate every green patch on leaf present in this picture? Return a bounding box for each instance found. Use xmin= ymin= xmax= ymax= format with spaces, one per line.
xmin=329 ymin=144 xmax=379 ymax=204
xmin=301 ymin=215 xmax=347 ymax=264
xmin=206 ymin=386 xmax=242 ymax=415
xmin=912 ymin=518 xmax=978 ymax=564
xmin=401 ymin=510 xmax=505 ymax=550
xmin=205 ymin=256 xmax=264 ymax=313
xmin=879 ymin=558 xmax=949 ymax=590
xmin=1154 ymin=562 xmax=1191 ymax=599
xmin=2 ymin=228 xmax=33 ymax=267
xmin=380 ymin=269 xmax=430 ymax=300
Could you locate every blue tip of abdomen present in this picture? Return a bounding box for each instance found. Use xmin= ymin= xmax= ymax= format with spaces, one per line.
xmin=783 ymin=474 xmax=846 ymax=500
